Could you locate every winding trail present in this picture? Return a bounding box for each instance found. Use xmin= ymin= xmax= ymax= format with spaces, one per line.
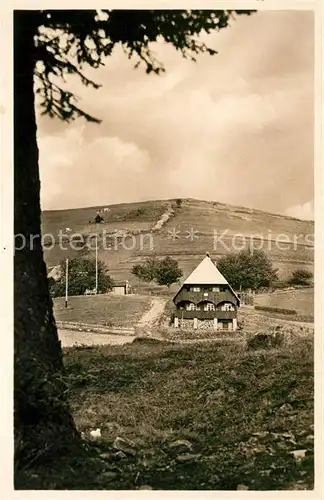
xmin=136 ymin=297 xmax=168 ymax=329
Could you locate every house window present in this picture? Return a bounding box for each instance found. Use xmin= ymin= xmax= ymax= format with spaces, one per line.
xmin=185 ymin=302 xmax=201 ymax=311
xmin=221 ymin=302 xmax=235 ymax=311
xmin=191 ymin=287 xmax=200 ymax=292
xmin=204 ymin=302 xmax=215 ymax=311
xmin=212 ymin=286 xmax=220 ymax=292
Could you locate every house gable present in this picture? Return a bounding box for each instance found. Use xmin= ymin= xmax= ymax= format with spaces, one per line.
xmin=173 ymin=255 xmax=240 ymax=306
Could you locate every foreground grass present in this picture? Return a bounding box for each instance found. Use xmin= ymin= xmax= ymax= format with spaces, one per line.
xmin=54 ymin=294 xmax=152 ymax=328
xmin=16 ymin=338 xmax=314 ymax=490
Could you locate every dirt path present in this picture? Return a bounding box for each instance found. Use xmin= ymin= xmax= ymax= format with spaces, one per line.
xmin=59 ymin=329 xmax=135 ymax=348
xmin=136 ymin=297 xmax=168 ymax=328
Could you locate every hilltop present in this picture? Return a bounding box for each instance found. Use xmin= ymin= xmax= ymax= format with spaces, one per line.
xmin=42 ymin=198 xmax=314 ymax=282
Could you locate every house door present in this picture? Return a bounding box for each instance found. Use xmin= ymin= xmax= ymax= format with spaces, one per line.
xmin=222 ymin=321 xmax=228 ymax=330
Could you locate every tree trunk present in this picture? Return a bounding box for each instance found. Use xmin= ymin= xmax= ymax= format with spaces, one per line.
xmin=14 ymin=11 xmax=80 ymax=468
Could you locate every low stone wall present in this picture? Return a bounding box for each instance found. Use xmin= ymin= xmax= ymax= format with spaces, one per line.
xmin=56 ymin=320 xmax=134 ymax=336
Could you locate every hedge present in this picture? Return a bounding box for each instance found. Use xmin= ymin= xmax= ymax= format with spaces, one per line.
xmin=254 ymin=305 xmax=297 ymax=315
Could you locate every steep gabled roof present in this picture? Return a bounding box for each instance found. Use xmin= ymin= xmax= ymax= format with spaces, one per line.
xmin=174 ymin=255 xmax=240 ymax=303
xmin=183 ymin=255 xmax=228 ymax=285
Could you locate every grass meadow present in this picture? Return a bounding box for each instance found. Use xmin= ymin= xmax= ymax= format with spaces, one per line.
xmin=16 ymin=337 xmax=314 ymax=490
xmin=54 ymin=294 xmax=152 ymax=328
xmin=254 ymin=288 xmax=314 ymax=318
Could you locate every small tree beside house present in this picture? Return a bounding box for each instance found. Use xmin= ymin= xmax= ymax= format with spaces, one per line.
xmin=155 ymin=256 xmax=183 ymax=288
xmin=131 ymin=254 xmax=159 ymax=283
xmin=132 ymin=255 xmax=183 ymax=288
xmin=217 ymin=248 xmax=278 ymax=292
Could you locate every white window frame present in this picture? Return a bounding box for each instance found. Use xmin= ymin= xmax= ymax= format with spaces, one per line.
xmin=221 ymin=302 xmax=235 ymax=311
xmin=192 ymin=287 xmax=200 ymax=292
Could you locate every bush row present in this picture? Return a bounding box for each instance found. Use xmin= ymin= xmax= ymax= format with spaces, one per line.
xmin=254 ymin=305 xmax=297 ymax=315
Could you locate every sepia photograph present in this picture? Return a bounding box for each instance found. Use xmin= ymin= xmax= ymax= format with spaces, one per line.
xmin=12 ymin=5 xmax=317 ymax=491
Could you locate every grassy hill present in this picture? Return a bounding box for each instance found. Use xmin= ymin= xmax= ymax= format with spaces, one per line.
xmin=42 ymin=198 xmax=314 ymax=282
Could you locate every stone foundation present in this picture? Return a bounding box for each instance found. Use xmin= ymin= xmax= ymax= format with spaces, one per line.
xmin=197 ymin=319 xmax=214 ymax=330
xmin=170 ymin=316 xmax=241 ymax=340
xmin=176 ymin=319 xmax=194 ymax=329
xmin=174 ymin=318 xmax=237 ymax=331
xmin=160 ymin=325 xmax=244 ymax=342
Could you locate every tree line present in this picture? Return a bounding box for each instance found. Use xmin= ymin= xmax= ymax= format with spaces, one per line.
xmin=131 ymin=249 xmax=313 ymax=291
xmin=51 ymin=251 xmax=313 ymax=297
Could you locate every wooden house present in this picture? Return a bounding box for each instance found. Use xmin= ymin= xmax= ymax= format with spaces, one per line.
xmin=173 ymin=254 xmax=240 ymax=331
xmin=47 ymin=265 xmax=62 ymax=282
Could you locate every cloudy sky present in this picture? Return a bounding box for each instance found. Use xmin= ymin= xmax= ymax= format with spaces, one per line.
xmin=37 ymin=10 xmax=314 ymax=220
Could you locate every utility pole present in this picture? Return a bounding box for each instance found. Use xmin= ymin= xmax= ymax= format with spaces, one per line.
xmin=65 ymin=258 xmax=69 ymax=308
xmin=95 ymin=233 xmax=98 ymax=294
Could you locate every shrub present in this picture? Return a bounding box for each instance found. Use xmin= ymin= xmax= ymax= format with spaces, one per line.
xmin=272 ymin=281 xmax=289 ymax=290
xmin=94 ymin=213 xmax=104 ymax=223
xmin=247 ymin=331 xmax=284 ymax=350
xmin=239 ymin=292 xmax=254 ymax=305
xmin=132 ymin=337 xmax=164 ymax=345
xmin=288 ymin=269 xmax=313 ymax=286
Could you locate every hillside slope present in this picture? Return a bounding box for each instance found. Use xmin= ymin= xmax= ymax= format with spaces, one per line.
xmin=42 ymin=198 xmax=314 ymax=282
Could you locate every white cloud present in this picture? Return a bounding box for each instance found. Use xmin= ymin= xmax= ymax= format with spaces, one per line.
xmin=37 ymin=10 xmax=314 ymax=215
xmin=285 ymin=201 xmax=314 ymax=221
xmin=39 ymin=126 xmax=150 ymax=209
